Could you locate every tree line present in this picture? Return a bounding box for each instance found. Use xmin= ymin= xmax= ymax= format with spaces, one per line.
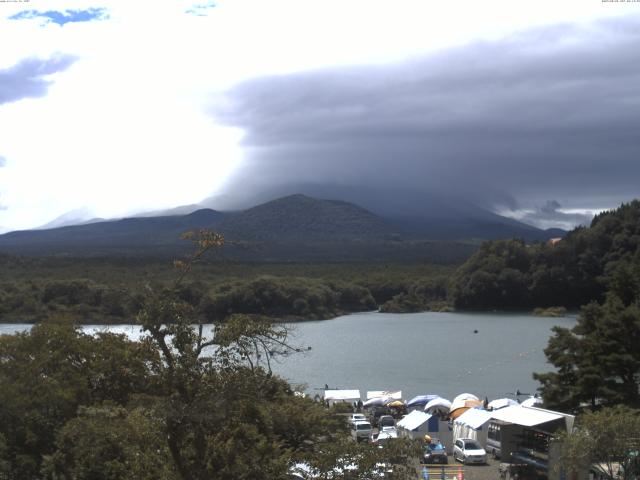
xmin=0 ymin=259 xmax=455 ymax=323
xmin=448 ymin=200 xmax=640 ymax=311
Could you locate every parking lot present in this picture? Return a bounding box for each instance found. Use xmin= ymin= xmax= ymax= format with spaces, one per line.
xmin=420 ymin=456 xmax=501 ymax=480
xmin=348 ymin=413 xmax=503 ymax=480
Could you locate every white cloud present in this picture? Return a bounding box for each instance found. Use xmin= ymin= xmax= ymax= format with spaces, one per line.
xmin=0 ymin=1 xmax=244 ymax=230
xmin=0 ymin=0 xmax=638 ymax=230
xmin=497 ymin=203 xmax=606 ymax=231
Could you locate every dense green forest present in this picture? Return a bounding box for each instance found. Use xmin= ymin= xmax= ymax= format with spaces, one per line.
xmin=0 ymin=257 xmax=454 ymax=323
xmin=449 ymin=200 xmax=640 ymax=311
xmin=3 ymin=201 xmax=640 ymax=324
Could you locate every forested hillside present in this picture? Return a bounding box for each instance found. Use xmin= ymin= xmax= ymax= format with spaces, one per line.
xmin=0 ymin=258 xmax=454 ymax=323
xmin=449 ymin=200 xmax=640 ymax=310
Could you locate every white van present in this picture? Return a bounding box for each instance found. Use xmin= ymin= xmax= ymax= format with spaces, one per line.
xmin=350 ymin=421 xmax=373 ymax=442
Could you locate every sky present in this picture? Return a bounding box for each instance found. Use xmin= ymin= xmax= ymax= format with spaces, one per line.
xmin=1 ymin=0 xmax=639 ymax=232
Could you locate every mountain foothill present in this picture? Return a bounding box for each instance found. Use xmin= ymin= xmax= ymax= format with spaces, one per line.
xmin=0 ymin=193 xmax=563 ymax=261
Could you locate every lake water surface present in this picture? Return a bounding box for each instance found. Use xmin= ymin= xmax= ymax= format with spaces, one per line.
xmin=0 ymin=311 xmax=576 ymax=402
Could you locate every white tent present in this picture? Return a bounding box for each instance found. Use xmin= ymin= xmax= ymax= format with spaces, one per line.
xmin=424 ymin=397 xmax=452 ymax=414
xmin=397 ymin=410 xmax=454 ymax=452
xmin=366 ymin=390 xmax=402 ymax=400
xmin=452 ymin=408 xmax=493 ymax=447
xmin=520 ymin=396 xmax=543 ymax=408
xmin=450 ymin=395 xmax=483 ymax=420
xmin=487 ymin=398 xmax=518 ymax=410
xmin=491 ymin=405 xmax=574 ymax=433
xmin=363 ymin=396 xmax=393 ymax=408
xmin=452 ymin=393 xmax=479 ymax=404
xmin=397 ymin=410 xmax=433 ymax=439
xmin=323 ymin=390 xmax=361 ymax=406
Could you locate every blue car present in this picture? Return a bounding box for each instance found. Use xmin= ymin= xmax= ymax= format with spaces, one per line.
xmin=424 ymin=440 xmax=448 ymax=464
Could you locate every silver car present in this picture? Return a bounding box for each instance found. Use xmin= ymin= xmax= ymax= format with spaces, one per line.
xmin=453 ymin=438 xmax=487 ymax=464
xmin=347 ymin=413 xmax=367 ymax=425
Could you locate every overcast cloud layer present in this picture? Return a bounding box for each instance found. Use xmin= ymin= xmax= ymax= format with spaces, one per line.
xmin=214 ymin=15 xmax=640 ymax=228
xmin=1 ymin=1 xmax=639 ymax=232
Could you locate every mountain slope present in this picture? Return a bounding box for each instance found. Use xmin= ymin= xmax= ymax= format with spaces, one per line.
xmin=0 ymin=194 xmax=560 ymax=261
xmin=0 ymin=209 xmax=224 ymax=254
xmin=202 ymin=184 xmax=562 ymax=242
xmin=216 ymin=194 xmax=395 ymax=242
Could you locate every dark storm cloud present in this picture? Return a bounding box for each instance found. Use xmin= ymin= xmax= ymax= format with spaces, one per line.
xmin=0 ymin=54 xmax=77 ymax=105
xmin=212 ymin=15 xmax=640 ymax=227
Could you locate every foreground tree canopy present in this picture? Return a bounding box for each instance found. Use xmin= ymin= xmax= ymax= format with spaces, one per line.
xmin=555 ymin=406 xmax=640 ymax=480
xmin=0 ymin=231 xmax=419 ymax=480
xmin=534 ymin=297 xmax=640 ymax=412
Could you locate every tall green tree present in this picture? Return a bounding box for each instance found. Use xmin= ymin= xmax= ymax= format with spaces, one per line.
xmin=0 ymin=321 xmax=154 ymax=480
xmin=135 ymin=230 xmax=419 ymax=479
xmin=42 ymin=405 xmax=173 ymax=480
xmin=139 ymin=231 xmax=422 ymax=479
xmin=534 ymin=297 xmax=640 ymax=412
xmin=449 ymin=238 xmax=531 ymax=309
xmin=554 ymin=406 xmax=640 ymax=480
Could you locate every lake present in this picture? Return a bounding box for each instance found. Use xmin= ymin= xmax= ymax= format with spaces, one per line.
xmin=0 ymin=311 xmax=576 ymax=402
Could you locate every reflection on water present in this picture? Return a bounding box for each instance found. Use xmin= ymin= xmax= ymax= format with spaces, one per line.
xmin=0 ymin=311 xmax=575 ymax=402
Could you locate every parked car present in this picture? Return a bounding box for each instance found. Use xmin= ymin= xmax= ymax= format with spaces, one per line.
xmin=373 ymin=426 xmax=398 ymax=446
xmin=368 ymin=406 xmax=392 ymax=427
xmin=423 ymin=439 xmax=448 ymax=464
xmin=350 ymin=421 xmax=373 ymax=442
xmin=453 ymin=438 xmax=487 ymax=465
xmin=378 ymin=415 xmax=395 ymax=429
xmin=347 ymin=413 xmax=367 ymax=424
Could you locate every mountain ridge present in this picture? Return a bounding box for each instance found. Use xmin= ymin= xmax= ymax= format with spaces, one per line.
xmin=0 ymin=194 xmax=564 ymax=261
